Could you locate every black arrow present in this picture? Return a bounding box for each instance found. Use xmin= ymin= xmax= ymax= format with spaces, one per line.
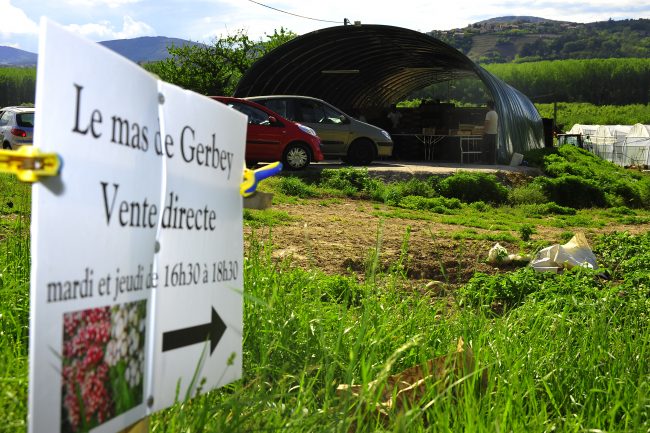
xmin=162 ymin=307 xmax=226 ymax=355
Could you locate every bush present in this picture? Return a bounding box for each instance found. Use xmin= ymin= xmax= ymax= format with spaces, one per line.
xmin=541 ymin=145 xmax=650 ymax=208
xmin=437 ymin=172 xmax=508 ymax=204
xmin=522 ymin=147 xmax=558 ymax=168
xmin=319 ymin=274 xmax=364 ymax=307
xmin=609 ymin=177 xmax=650 ymax=208
xmin=395 ymin=178 xmax=439 ymax=198
xmin=518 ymin=202 xmax=577 ymax=216
xmin=469 ymin=201 xmax=492 ymax=212
xmin=543 ymin=156 xmax=594 ymax=178
xmin=367 ymin=180 xmax=389 ymax=202
xmin=319 ymin=167 xmax=372 ymax=192
xmin=594 ymin=231 xmax=650 ymax=276
xmin=457 ymin=266 xmax=606 ymax=312
xmin=381 ymin=178 xmax=439 ymax=206
xmin=638 ymin=177 xmax=650 ymax=207
xmin=519 ymin=224 xmax=535 ymax=241
xmin=532 ymin=175 xmax=606 ymax=208
xmin=457 ymin=267 xmax=548 ymax=309
xmin=277 ymin=176 xmax=316 ymax=198
xmin=397 ymin=195 xmax=462 ymax=212
xmin=508 ymin=183 xmax=548 ymax=205
xmin=458 ymin=231 xmax=650 ymax=315
xmin=608 ymin=206 xmax=635 ymax=216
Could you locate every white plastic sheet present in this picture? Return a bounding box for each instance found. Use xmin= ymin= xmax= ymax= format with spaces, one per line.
xmin=530 ymin=232 xmax=598 ymax=273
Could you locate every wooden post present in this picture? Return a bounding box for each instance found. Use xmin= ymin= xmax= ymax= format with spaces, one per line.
xmin=119 ymin=417 xmax=149 ymax=433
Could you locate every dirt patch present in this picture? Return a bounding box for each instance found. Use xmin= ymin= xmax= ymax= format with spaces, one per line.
xmin=245 ymin=197 xmax=650 ymax=286
xmin=246 ymin=163 xmax=647 ymax=286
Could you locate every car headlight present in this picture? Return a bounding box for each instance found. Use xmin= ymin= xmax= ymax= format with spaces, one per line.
xmin=297 ymin=123 xmax=317 ymax=137
xmin=380 ymin=130 xmax=392 ymax=141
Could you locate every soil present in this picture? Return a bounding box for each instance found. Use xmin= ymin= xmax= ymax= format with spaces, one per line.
xmin=244 ymin=165 xmax=650 ymax=288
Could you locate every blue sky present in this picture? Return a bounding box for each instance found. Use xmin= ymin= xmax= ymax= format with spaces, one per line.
xmin=2 ymin=0 xmax=649 ymax=53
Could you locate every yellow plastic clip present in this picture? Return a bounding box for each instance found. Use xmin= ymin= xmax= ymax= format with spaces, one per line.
xmin=240 ymin=162 xmax=283 ymax=197
xmin=0 ymin=146 xmax=61 ymax=183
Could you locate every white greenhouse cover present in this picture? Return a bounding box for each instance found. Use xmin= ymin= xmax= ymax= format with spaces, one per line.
xmin=567 ymin=124 xmax=599 ymax=137
xmin=565 ymin=123 xmax=650 ymax=167
xmin=628 ymin=123 xmax=650 ymax=138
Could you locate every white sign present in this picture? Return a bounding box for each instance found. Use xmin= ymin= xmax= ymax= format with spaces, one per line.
xmin=28 ymin=19 xmax=247 ymax=433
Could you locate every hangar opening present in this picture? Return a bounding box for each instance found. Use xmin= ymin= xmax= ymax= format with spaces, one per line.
xmin=234 ymin=24 xmax=544 ymax=164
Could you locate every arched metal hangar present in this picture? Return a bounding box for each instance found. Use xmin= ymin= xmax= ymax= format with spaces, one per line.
xmin=234 ymin=24 xmax=544 ymax=161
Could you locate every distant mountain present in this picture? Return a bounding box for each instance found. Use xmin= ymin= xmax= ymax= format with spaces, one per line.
xmin=0 ymin=46 xmax=38 ymax=66
xmin=98 ymin=36 xmax=202 ymax=64
xmin=476 ymin=16 xmax=570 ymax=25
xmin=430 ymin=16 xmax=650 ymax=63
xmin=0 ymin=36 xmax=201 ymax=67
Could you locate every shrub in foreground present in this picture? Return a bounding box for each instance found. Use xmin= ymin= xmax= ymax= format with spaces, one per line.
xmin=382 ymin=178 xmax=439 ymax=206
xmin=437 ymin=172 xmax=508 ymax=204
xmin=521 ymin=147 xmax=557 ymax=168
xmin=319 ymin=167 xmax=373 ymax=193
xmin=508 ymin=183 xmax=548 ymax=205
xmin=397 ymin=195 xmax=462 ymax=212
xmin=517 ymin=202 xmax=576 ymax=216
xmin=459 ymin=231 xmax=650 ymax=315
xmin=542 ymin=145 xmax=650 ymax=208
xmin=277 ymin=176 xmax=317 ymax=198
xmin=532 ymin=175 xmax=606 ymax=208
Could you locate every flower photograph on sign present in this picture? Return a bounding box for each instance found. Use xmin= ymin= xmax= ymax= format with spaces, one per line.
xmin=61 ymin=300 xmax=146 ymax=432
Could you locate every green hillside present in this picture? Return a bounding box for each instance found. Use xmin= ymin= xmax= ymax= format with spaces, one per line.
xmin=431 ymin=17 xmax=650 ymax=63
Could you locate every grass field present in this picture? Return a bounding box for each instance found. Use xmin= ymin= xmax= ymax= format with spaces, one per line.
xmin=0 ymin=174 xmax=30 ymax=432
xmin=1 ymin=156 xmax=649 ymax=432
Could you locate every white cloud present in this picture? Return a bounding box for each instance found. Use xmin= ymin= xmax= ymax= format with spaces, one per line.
xmin=66 ymin=21 xmax=115 ymax=39
xmin=215 ymin=0 xmax=649 ymax=37
xmin=65 ymin=0 xmax=140 ymax=8
xmin=65 ymin=15 xmax=155 ymax=40
xmin=199 ymin=0 xmax=495 ymax=39
xmin=114 ymin=15 xmax=156 ymax=38
xmin=0 ymin=0 xmax=39 ymax=35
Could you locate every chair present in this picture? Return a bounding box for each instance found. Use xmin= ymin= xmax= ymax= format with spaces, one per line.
xmin=460 ymin=136 xmax=483 ymax=164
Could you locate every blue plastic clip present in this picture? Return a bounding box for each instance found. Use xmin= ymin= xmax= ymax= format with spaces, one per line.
xmin=240 ymin=162 xmax=283 ymax=197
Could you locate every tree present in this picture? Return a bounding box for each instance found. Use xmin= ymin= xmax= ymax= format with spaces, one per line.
xmin=145 ymin=28 xmax=296 ymax=96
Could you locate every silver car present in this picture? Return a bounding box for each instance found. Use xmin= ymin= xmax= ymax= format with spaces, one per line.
xmin=247 ymin=95 xmax=393 ymax=165
xmin=1 ymin=106 xmax=35 ymax=149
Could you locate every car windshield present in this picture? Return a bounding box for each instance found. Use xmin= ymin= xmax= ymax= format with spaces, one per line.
xmin=228 ymin=102 xmax=270 ymax=126
xmin=263 ymin=100 xmax=290 ymax=119
xmin=17 ymin=112 xmax=34 ymax=127
xmin=296 ymin=100 xmax=344 ymax=124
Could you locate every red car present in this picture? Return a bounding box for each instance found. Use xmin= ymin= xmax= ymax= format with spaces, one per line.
xmin=211 ymin=96 xmax=323 ymax=170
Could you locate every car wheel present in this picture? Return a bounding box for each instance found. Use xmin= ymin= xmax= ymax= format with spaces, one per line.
xmin=347 ymin=139 xmax=376 ymax=166
xmin=283 ymin=143 xmax=311 ymax=170
xmin=2 ymin=141 xmax=11 ymax=150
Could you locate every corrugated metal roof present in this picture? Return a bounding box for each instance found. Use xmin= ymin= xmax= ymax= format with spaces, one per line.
xmin=234 ymin=24 xmax=543 ymax=157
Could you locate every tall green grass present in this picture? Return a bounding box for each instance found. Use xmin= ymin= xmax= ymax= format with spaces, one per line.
xmin=536 ymin=102 xmax=650 ymax=129
xmin=1 ymin=171 xmax=649 ymax=432
xmin=0 ymin=67 xmax=36 ymax=107
xmin=148 ymin=228 xmax=649 ymax=432
xmin=0 ymin=174 xmax=31 ymax=433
